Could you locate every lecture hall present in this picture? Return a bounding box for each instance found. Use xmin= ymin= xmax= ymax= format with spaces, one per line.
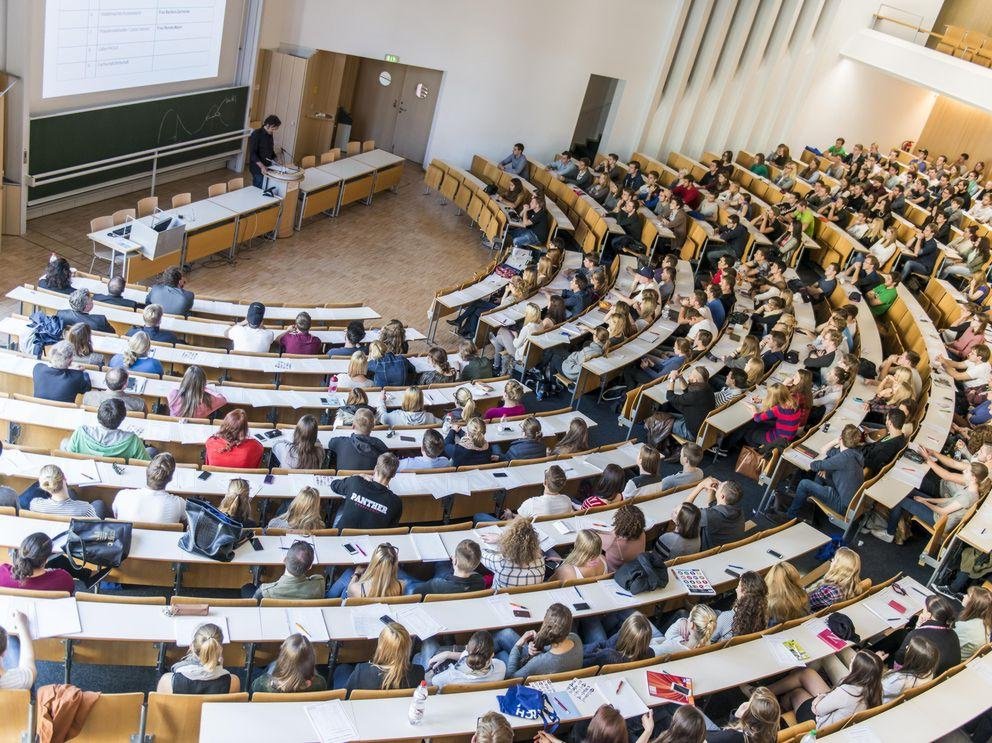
xmin=0 ymin=0 xmax=990 ymax=741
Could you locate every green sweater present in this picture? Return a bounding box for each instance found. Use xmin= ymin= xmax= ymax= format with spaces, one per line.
xmin=251 ymin=673 xmax=328 ymax=694
xmin=869 ymin=284 xmax=898 ymax=316
xmin=65 ymin=425 xmax=149 ymax=461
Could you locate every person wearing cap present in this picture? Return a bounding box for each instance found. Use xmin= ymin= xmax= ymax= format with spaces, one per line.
xmin=55 ymin=289 xmax=113 ymax=334
xmin=225 ymin=302 xmax=286 ymax=353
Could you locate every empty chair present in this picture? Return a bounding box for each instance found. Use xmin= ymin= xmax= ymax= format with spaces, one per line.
xmin=319 ymin=150 xmax=337 ymax=165
xmin=89 ymin=215 xmax=119 ymax=275
xmin=346 ymin=141 xmax=361 ymax=156
xmin=362 ymin=140 xmax=375 ymax=152
xmin=111 ymin=208 xmax=135 ymax=225
xmin=136 ymin=196 xmax=159 ymax=217
xmin=227 ymin=177 xmax=244 ymax=191
xmin=207 ymin=183 xmax=228 ymax=197
xmin=171 ymin=192 xmax=192 ymax=209
xmin=301 ymin=155 xmax=316 ymax=168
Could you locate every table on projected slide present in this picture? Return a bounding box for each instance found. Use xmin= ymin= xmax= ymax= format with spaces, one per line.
xmin=316 ymin=158 xmax=376 ymax=212
xmin=206 ymin=187 xmax=282 ymax=251
xmin=353 ymin=149 xmax=406 ymax=196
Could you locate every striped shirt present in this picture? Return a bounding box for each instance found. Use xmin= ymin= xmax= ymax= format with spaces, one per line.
xmin=753 ymin=405 xmax=803 ymax=443
xmin=480 ymin=548 xmax=545 ymax=590
xmin=29 ymin=497 xmax=98 ymax=518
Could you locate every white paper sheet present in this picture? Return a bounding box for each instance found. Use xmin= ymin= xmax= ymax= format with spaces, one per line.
xmin=304 ymin=700 xmax=359 ymax=743
xmin=349 ymin=604 xmax=389 ymax=639
xmin=288 ymin=607 xmax=330 ymax=643
xmin=410 ymin=532 xmax=449 ymax=562
xmin=593 ymin=678 xmax=649 ymax=718
xmin=395 ymin=606 xmax=445 ymax=640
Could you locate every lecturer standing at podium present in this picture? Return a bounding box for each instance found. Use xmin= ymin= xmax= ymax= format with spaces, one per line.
xmin=247 ymin=115 xmax=281 ymax=188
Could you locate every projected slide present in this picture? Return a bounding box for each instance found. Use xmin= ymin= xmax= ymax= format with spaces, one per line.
xmin=43 ymin=0 xmax=228 ymax=99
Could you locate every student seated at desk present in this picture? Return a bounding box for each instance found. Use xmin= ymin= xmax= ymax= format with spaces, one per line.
xmin=82 ymin=366 xmax=145 ymax=414
xmin=33 ymin=340 xmax=91 ymax=403
xmin=550 ymin=529 xmax=607 ymax=581
xmin=146 ymin=266 xmax=194 ymax=317
xmin=579 ymin=464 xmax=625 ymax=509
xmin=26 ymin=464 xmax=104 ymax=519
xmin=707 ymin=687 xmax=781 ymax=743
xmin=807 ymin=547 xmax=862 ymax=611
xmin=64 ymin=398 xmax=151 ymax=461
xmin=598 ymin=504 xmax=647 ymax=571
xmin=478 ymin=517 xmax=545 ymax=590
xmin=457 ymin=340 xmax=495 ymax=381
xmin=339 ymin=623 xmax=423 ymax=695
xmin=445 ymin=416 xmax=494 ymax=467
xmin=401 ymin=538 xmax=486 ymax=596
xmin=109 ymin=331 xmax=163 ymax=376
xmin=653 ymin=604 xmax=718 ymax=657
xmin=127 ymin=304 xmax=180 ymax=345
xmin=498 ymin=143 xmax=527 ymax=175
xmin=39 ymin=255 xmax=74 ymax=295
xmin=582 ymin=612 xmax=655 ymax=668
xmin=367 ymin=339 xmax=415 ymax=387
xmin=417 ymin=347 xmax=456 ymax=385
xmin=0 ymin=611 xmax=36 ymax=691
xmin=331 ymin=452 xmax=402 ymax=530
xmin=278 ymin=311 xmax=322 ymax=355
xmin=496 ymin=603 xmax=582 ymax=678
xmin=56 ymin=289 xmax=114 ymax=334
xmin=342 ymin=350 xmax=373 ymax=389
xmin=158 ymin=623 xmax=240 ymax=695
xmin=507 ymin=193 xmax=551 ymax=248
xmin=892 ymin=595 xmax=961 ymax=675
xmin=328 ymin=542 xmax=404 ymax=600
xmin=327 ymin=408 xmax=388 ymax=470
xmin=620 ymin=445 xmax=663 ymax=499
xmin=954 ymin=586 xmax=992 ymax=659
xmin=683 ymin=477 xmax=745 ymax=548
xmin=866 ymin=272 xmax=900 ymax=317
xmin=205 ymin=409 xmax=263 ymax=469
xmin=267 ymin=486 xmax=325 ymax=531
xmin=167 ymin=365 xmax=226 ymax=419
xmin=226 ymin=301 xmax=283 ymax=353
xmin=397 ymin=428 xmax=451 ymax=470
xmin=880 ymin=636 xmax=939 ymax=702
xmin=495 ymin=415 xmax=547 ymax=462
xmin=769 ymin=648 xmax=882 ymax=728
xmin=711 ymin=571 xmax=769 ymax=643
xmin=548 ymin=417 xmax=589 ymax=456
xmin=781 ymin=425 xmax=864 ymax=521
xmin=326 ymin=320 xmax=366 ymax=357
xmin=272 ymin=414 xmax=325 ymax=469
xmin=0 ymin=532 xmax=75 ymax=594
xmin=66 ymin=322 xmax=104 ymax=367
xmin=254 ymin=634 xmax=328 ymax=694
xmin=653 ymin=502 xmax=701 ymax=560
xmin=94 ymin=276 xmax=138 ymax=310
xmin=377 ymin=387 xmax=441 ymax=427
xmin=938 ymin=345 xmax=992 ymax=392
xmin=112 ymin=452 xmax=185 ymax=524
xmin=217 ymin=478 xmax=256 ymax=527
xmin=422 ymin=630 xmax=507 ymax=690
xmin=660 ymin=442 xmax=705 ymax=491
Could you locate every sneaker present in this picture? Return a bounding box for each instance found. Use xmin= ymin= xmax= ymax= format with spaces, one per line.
xmin=868 ymin=527 xmax=894 ymax=543
xmin=932 ymin=584 xmax=961 ymax=600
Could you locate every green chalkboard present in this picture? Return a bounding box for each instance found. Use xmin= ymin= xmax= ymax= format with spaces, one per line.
xmin=28 ymin=86 xmax=249 ymax=202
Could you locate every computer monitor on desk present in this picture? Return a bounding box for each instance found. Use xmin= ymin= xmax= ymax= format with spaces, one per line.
xmin=128 ymin=213 xmax=186 ymax=260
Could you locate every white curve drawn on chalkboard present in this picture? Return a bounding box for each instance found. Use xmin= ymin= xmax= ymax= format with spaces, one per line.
xmin=156 ymin=94 xmax=239 ymax=146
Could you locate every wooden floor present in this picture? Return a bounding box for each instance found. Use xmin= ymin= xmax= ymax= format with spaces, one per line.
xmin=0 ymin=162 xmax=491 ymax=345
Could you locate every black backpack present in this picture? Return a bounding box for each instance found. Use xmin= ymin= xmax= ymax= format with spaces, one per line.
xmin=614 ymin=552 xmax=670 ymax=594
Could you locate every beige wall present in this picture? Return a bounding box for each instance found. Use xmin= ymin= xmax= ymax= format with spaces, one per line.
xmin=932 ymin=0 xmax=992 ymax=38
xmin=916 ymin=95 xmax=992 ymax=171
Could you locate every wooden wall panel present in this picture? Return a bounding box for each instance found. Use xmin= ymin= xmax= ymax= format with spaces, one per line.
xmin=916 ymin=95 xmax=992 ymax=171
xmin=931 ymin=0 xmax=992 ymax=39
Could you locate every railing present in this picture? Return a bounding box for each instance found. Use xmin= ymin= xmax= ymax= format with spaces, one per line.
xmin=871 ymin=4 xmax=992 ymax=69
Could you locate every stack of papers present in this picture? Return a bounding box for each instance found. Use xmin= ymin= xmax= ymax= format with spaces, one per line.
xmin=287 ymin=607 xmax=330 ymax=642
xmin=592 ymin=678 xmax=649 ymax=718
xmin=349 ymin=604 xmax=389 ymax=639
xmin=395 ymin=606 xmax=445 ymax=640
xmin=410 ymin=531 xmax=449 ymax=562
xmin=0 ymin=596 xmax=81 ymax=639
xmin=304 ymin=700 xmax=359 ymax=743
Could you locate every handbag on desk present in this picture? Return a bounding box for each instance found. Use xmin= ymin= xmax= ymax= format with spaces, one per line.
xmin=178 ymin=498 xmax=248 ymax=562
xmin=62 ymin=519 xmax=132 ymax=569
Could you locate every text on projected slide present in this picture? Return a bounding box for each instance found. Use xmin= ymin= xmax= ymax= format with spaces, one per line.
xmin=43 ymin=0 xmax=228 ymax=99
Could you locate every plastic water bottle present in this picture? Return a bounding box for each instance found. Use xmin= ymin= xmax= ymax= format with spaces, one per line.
xmin=799 ymin=729 xmax=817 ymax=743
xmin=327 ymin=374 xmax=338 ymax=394
xmin=408 ymin=680 xmax=428 ymax=725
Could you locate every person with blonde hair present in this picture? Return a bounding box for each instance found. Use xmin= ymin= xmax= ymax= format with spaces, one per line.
xmin=127 ymin=303 xmax=179 ymax=344
xmin=328 ymin=542 xmax=403 ymax=600
xmin=552 ymin=529 xmax=607 ymax=581
xmin=807 ymin=547 xmax=862 ymax=610
xmin=218 ymin=478 xmax=254 ymax=526
xmin=333 ymin=387 xmax=374 ymax=428
xmin=444 ymin=386 xmax=478 ymax=428
xmin=479 ymin=516 xmax=545 ymax=589
xmin=732 ymin=382 xmax=803 ymax=449
xmin=744 ymin=356 xmax=765 ymax=387
xmin=65 ymin=322 xmax=104 ymax=366
xmin=582 ymin=611 xmax=656 ymax=667
xmin=956 ymin=585 xmax=992 ymax=658
xmin=418 ymin=346 xmax=456 ymax=386
xmin=167 ymin=365 xmax=227 ymax=419
xmin=267 ymin=486 xmax=325 ymax=532
xmin=491 ymin=302 xmax=543 ymax=376
xmin=483 ymin=379 xmax=526 ymax=420
xmin=472 ymin=711 xmax=513 ymax=743
xmin=109 ymin=330 xmax=163 ymax=375
xmin=765 ymin=562 xmax=810 ymax=625
xmin=158 ymin=623 xmax=239 ymax=694
xmin=497 ymin=603 xmax=582 ymax=678
xmin=345 ymin=350 xmax=373 ymax=388
xmin=253 ymin=634 xmax=327 ymax=693
xmin=340 ymin=622 xmax=424 ymax=695
xmin=653 ymin=603 xmax=717 ymax=656
xmin=444 ymin=416 xmax=493 ymax=466
xmin=25 ymin=463 xmax=104 ymax=518
xmin=378 ymin=386 xmax=441 ymax=427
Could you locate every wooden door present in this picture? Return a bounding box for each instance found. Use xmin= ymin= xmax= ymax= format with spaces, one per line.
xmin=351 ymin=60 xmax=403 ymax=152
xmin=392 ymin=65 xmax=442 ymax=164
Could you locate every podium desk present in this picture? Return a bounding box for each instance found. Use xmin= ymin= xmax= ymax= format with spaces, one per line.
xmin=316 ymin=158 xmax=375 ymax=212
xmin=207 ymin=187 xmax=282 ymax=249
xmin=165 ymin=201 xmax=239 ymax=263
xmin=295 ymin=168 xmax=343 ymax=229
xmin=353 ymin=148 xmax=405 ymax=196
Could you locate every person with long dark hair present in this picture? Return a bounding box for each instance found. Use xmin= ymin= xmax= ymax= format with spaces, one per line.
xmin=0 ymin=532 xmax=75 ymax=594
xmin=768 ymin=649 xmax=882 ymax=728
xmin=272 ymin=414 xmax=325 ymax=469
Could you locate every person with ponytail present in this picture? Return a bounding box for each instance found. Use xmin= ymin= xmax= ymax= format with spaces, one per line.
xmin=708 ymin=686 xmax=780 ymax=743
xmin=340 ymin=622 xmax=424 ymax=695
xmin=443 ymin=386 xmax=478 ymax=433
xmin=0 ymin=532 xmax=75 ymax=594
xmin=158 ymin=622 xmax=239 ymax=694
xmin=422 ymin=630 xmax=506 ymax=689
xmin=444 ymin=416 xmax=493 ymax=467
xmin=653 ymin=603 xmax=718 ymax=656
xmin=253 ymin=633 xmax=328 ymax=693
xmin=498 ymin=603 xmax=582 ymax=679
xmin=109 ymin=330 xmax=163 ymax=375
